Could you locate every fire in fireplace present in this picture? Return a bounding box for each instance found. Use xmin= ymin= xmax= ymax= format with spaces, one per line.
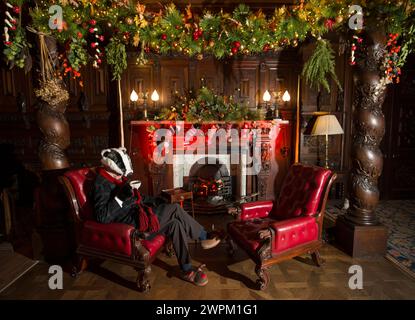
xmin=186 ymin=157 xmax=232 ymax=215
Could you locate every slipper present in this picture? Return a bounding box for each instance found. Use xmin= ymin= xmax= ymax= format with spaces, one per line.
xmin=200 ymin=237 xmax=221 ymax=250
xmin=181 ymin=264 xmax=208 ymax=286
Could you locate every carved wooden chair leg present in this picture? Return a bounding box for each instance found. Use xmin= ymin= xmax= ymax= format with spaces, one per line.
xmin=255 ymin=265 xmax=270 ymax=290
xmin=71 ymin=255 xmax=88 ymax=278
xmin=227 ymin=237 xmax=236 ymax=257
xmin=136 ymin=265 xmax=152 ymax=292
xmin=311 ymin=249 xmax=325 ymax=267
xmin=164 ymin=239 xmax=175 ymax=258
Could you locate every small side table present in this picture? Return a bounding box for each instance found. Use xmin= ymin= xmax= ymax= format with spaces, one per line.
xmin=161 ymin=188 xmax=195 ymax=218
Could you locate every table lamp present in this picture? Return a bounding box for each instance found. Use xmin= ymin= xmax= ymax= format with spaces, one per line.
xmin=311 ymin=114 xmax=344 ymax=169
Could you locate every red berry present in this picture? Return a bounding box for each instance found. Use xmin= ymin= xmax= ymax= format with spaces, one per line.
xmin=13 ymin=6 xmax=20 ymax=14
xmin=89 ymin=27 xmax=95 ymax=33
xmin=99 ymin=35 xmax=105 ymax=42
xmin=90 ymin=19 xmax=96 ymax=26
xmin=77 ymin=32 xmax=83 ymax=39
xmin=91 ymin=42 xmax=97 ymax=48
xmin=4 ymin=41 xmax=12 ymax=46
xmin=233 ymin=41 xmax=241 ymax=48
xmin=161 ymin=34 xmax=167 ymax=40
xmin=231 ymin=47 xmax=238 ymax=54
xmin=10 ymin=26 xmax=16 ymax=31
xmin=175 ymin=25 xmax=181 ymax=30
xmin=97 ymin=59 xmax=102 ymax=64
xmin=198 ymin=29 xmax=203 ymax=37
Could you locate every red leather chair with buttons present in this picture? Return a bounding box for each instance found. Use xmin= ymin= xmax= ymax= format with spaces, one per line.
xmin=227 ymin=163 xmax=336 ymax=290
xmin=59 ymin=167 xmax=166 ymax=292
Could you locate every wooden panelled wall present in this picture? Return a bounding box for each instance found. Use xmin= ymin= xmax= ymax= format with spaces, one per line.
xmin=1 ymin=42 xmax=374 ymax=197
xmin=1 ymin=49 xmax=305 ymax=170
xmin=121 ymin=51 xmax=301 ymax=112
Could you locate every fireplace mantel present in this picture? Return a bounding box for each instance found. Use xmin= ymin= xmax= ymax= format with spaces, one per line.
xmin=129 ymin=120 xmax=291 ymax=204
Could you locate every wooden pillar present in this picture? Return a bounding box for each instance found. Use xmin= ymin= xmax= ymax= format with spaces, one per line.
xmin=34 ymin=36 xmax=74 ymax=262
xmin=336 ymin=29 xmax=387 ymax=257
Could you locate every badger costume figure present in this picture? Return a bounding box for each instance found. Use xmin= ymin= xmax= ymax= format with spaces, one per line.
xmin=93 ymin=147 xmax=221 ymax=286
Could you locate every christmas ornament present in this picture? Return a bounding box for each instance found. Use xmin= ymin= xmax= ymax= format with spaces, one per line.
xmin=384 ymin=33 xmax=401 ymax=83
xmin=87 ymin=21 xmax=103 ymax=68
xmin=335 ymin=15 xmax=344 ymax=24
xmin=349 ymin=35 xmax=363 ymax=66
xmin=324 ymin=19 xmax=335 ymax=30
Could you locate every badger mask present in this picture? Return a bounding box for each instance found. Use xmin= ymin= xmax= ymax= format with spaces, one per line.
xmin=100 ymin=147 xmax=133 ymax=177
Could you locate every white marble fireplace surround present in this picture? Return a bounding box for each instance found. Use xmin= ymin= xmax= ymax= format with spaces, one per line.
xmin=172 ymin=152 xmax=250 ymax=198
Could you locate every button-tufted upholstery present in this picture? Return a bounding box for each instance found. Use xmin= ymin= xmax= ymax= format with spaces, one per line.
xmin=64 ymin=168 xmax=96 ymax=220
xmin=270 ymin=217 xmax=318 ymax=253
xmin=240 ymin=201 xmax=273 ymax=221
xmin=227 ymin=163 xmax=335 ymax=290
xmin=82 ymin=221 xmax=135 ymax=256
xmin=228 ymin=163 xmax=332 ymax=257
xmin=63 ymin=168 xmax=165 ymax=258
xmin=273 ymin=164 xmax=332 ymax=219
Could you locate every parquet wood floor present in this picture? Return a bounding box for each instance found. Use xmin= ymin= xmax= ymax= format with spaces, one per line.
xmin=1 ymin=243 xmax=415 ymax=300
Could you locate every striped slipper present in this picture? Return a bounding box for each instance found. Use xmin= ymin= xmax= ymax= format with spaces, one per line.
xmin=181 ymin=264 xmax=208 ymax=287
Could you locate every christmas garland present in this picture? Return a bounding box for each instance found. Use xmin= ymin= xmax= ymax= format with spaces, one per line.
xmin=2 ymin=1 xmax=415 ymax=89
xmin=156 ymin=87 xmax=261 ymax=122
xmin=2 ymin=0 xmax=31 ymax=70
xmin=302 ymin=38 xmax=341 ymax=93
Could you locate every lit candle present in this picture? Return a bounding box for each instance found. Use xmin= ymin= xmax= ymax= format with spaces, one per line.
xmin=151 ymin=89 xmax=159 ymax=102
xmin=4 ymin=27 xmax=9 ymax=42
xmin=263 ymin=90 xmax=271 ymax=102
xmin=282 ymin=90 xmax=291 ymax=102
xmin=130 ymin=89 xmax=138 ymax=102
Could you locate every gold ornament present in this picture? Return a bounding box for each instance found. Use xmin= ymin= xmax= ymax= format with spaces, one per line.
xmin=209 ymin=40 xmax=215 ymax=47
xmin=125 ymin=17 xmax=134 ymax=25
xmin=197 ymin=53 xmax=203 ymax=60
xmin=336 ymin=16 xmax=344 ymax=24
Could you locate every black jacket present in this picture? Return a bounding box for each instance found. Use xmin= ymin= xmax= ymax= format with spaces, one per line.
xmin=92 ymin=172 xmax=167 ymax=228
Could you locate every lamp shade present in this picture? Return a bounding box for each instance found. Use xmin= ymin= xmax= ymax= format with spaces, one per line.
xmin=311 ymin=115 xmax=344 ymax=136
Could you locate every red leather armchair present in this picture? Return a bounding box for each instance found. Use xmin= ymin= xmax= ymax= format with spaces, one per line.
xmin=59 ymin=167 xmax=166 ymax=292
xmin=227 ymin=164 xmax=336 ymax=290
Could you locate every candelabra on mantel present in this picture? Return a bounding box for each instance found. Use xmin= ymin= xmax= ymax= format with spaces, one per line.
xmin=263 ymin=90 xmax=272 ymax=120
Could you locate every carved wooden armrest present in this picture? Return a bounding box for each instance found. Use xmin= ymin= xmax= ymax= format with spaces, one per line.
xmin=256 ymin=228 xmax=274 ymax=261
xmin=131 ymin=230 xmax=150 ymax=262
xmin=227 ymin=205 xmax=242 ymax=218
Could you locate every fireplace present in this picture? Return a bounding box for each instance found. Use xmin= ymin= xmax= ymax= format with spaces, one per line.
xmin=129 ymin=120 xmax=290 ymax=214
xmin=185 ymin=157 xmax=232 ymax=215
xmin=175 ymin=154 xmax=233 ymax=215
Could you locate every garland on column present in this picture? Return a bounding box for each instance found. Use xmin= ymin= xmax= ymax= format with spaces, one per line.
xmin=2 ymin=0 xmax=31 ymax=70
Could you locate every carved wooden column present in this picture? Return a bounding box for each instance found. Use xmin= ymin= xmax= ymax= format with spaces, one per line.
xmin=336 ymin=29 xmax=388 ymax=257
xmin=37 ymin=90 xmax=70 ymax=170
xmin=33 ymin=35 xmax=74 ymax=261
